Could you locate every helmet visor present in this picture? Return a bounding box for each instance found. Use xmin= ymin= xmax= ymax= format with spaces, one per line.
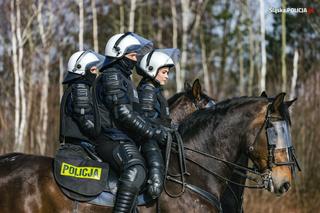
xmin=156 ymin=48 xmax=180 ymax=66
xmin=127 ymin=33 xmax=154 ymax=58
xmin=82 ymin=51 xmax=106 ymax=71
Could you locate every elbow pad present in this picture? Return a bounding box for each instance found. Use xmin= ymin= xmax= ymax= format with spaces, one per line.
xmin=71 ymin=83 xmax=92 ymax=115
xmin=114 ymin=104 xmax=154 ymax=139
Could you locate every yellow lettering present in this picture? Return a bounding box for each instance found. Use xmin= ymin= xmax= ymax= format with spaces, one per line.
xmin=60 ymin=162 xmax=102 ymax=180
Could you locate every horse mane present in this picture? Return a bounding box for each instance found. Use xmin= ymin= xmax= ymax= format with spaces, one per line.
xmin=178 ymin=96 xmax=268 ymax=138
xmin=168 ymin=90 xmax=214 ymax=106
xmin=178 ymin=95 xmax=292 ymax=139
xmin=167 ymin=92 xmax=185 ymax=106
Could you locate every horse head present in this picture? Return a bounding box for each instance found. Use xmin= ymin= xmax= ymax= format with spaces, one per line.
xmin=247 ymin=92 xmax=298 ymax=195
xmin=168 ymin=79 xmax=215 ymax=124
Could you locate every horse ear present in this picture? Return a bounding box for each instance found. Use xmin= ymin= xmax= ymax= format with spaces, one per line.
xmin=271 ymin=93 xmax=286 ymax=110
xmin=285 ymin=97 xmax=297 ymax=108
xmin=184 ymin=81 xmax=191 ymax=91
xmin=260 ymin=91 xmax=268 ymax=98
xmin=192 ymin=79 xmax=201 ymax=101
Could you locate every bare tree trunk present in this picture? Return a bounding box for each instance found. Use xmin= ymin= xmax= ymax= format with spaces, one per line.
xmin=128 ymin=0 xmax=136 ymax=32
xmin=290 ymin=49 xmax=299 ymax=100
xmin=180 ymin=0 xmax=190 ymax=92
xmin=218 ymin=1 xmax=230 ymax=98
xmin=10 ymin=0 xmax=21 ymax=148
xmin=91 ymin=0 xmax=99 ymax=52
xmin=238 ymin=29 xmax=244 ymax=96
xmin=119 ymin=0 xmax=125 ymax=32
xmin=247 ymin=0 xmax=254 ymax=96
xmin=37 ymin=0 xmax=52 ymax=154
xmin=200 ymin=27 xmax=211 ymax=95
xmin=78 ymin=0 xmax=84 ymax=50
xmin=170 ymin=0 xmax=181 ymax=92
xmin=281 ymin=0 xmax=287 ymax=92
xmin=59 ymin=55 xmax=64 ymax=100
xmin=156 ymin=0 xmax=163 ymax=47
xmin=16 ymin=0 xmax=27 ymax=151
xmin=259 ymin=0 xmax=267 ymax=92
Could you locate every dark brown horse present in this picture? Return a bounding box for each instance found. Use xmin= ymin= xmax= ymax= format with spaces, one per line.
xmin=168 ymin=79 xmax=215 ymax=125
xmin=168 ymin=79 xmax=245 ymax=213
xmin=0 ymin=93 xmax=297 ymax=212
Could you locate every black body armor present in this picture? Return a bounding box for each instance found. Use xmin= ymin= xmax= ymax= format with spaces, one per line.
xmin=59 ymin=79 xmax=100 ymax=144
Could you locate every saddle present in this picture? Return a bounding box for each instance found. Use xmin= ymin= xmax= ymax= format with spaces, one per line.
xmin=53 ymin=143 xmax=154 ymax=207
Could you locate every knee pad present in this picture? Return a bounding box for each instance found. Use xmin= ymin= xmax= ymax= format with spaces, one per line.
xmin=113 ymin=142 xmax=146 ymax=170
xmin=120 ymin=164 xmax=146 ymax=190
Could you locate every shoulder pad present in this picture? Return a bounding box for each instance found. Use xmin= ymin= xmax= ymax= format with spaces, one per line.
xmin=140 ymin=82 xmax=156 ymax=91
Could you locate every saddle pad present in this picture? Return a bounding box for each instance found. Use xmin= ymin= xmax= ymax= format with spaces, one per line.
xmin=54 ymin=143 xmax=109 ymax=197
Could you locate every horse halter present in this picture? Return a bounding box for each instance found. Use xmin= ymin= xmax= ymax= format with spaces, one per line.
xmin=190 ymin=96 xmax=216 ymax=110
xmin=250 ymin=104 xmax=301 ymax=173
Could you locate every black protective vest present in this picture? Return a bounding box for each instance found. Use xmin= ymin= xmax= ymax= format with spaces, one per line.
xmin=155 ymin=88 xmax=171 ymax=127
xmin=96 ymin=68 xmax=140 ymax=134
xmin=138 ymin=80 xmax=171 ymax=127
xmin=59 ymin=83 xmax=100 ymax=143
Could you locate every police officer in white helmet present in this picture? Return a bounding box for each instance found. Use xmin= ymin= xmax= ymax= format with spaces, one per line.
xmin=59 ymin=50 xmax=105 ymax=145
xmin=136 ymin=48 xmax=180 ymax=199
xmin=94 ymin=33 xmax=170 ymax=213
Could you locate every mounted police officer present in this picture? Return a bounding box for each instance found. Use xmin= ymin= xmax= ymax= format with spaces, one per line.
xmin=94 ymin=33 xmax=170 ymax=213
xmin=59 ymin=50 xmax=105 ymax=145
xmin=136 ymin=48 xmax=180 ymax=199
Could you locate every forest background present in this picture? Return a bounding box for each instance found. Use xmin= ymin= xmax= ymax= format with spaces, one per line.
xmin=0 ymin=0 xmax=319 ymax=212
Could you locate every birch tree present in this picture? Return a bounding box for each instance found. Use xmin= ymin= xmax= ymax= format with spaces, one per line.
xmin=281 ymin=0 xmax=287 ymax=92
xmin=36 ymin=0 xmax=54 ymax=154
xmin=78 ymin=0 xmax=84 ymax=51
xmin=247 ymin=1 xmax=255 ymax=96
xmin=238 ymin=27 xmax=244 ymax=96
xmin=128 ymin=0 xmax=137 ymax=32
xmin=119 ymin=0 xmax=125 ymax=32
xmin=217 ymin=1 xmax=230 ymax=98
xmin=10 ymin=0 xmax=36 ymax=151
xmin=170 ymin=0 xmax=181 ymax=92
xmin=259 ymin=0 xmax=267 ymax=92
xmin=290 ymin=49 xmax=299 ymax=100
xmin=10 ymin=0 xmax=20 ymax=149
xmin=200 ymin=27 xmax=211 ymax=95
xmin=180 ymin=0 xmax=191 ymax=92
xmin=91 ymin=0 xmax=99 ymax=52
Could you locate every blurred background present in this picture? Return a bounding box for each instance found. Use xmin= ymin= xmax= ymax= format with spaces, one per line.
xmin=0 ymin=0 xmax=319 ymax=212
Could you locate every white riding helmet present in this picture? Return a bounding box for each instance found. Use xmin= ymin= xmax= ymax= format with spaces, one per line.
xmin=63 ymin=50 xmax=105 ymax=83
xmin=137 ymin=48 xmax=180 ymax=79
xmin=104 ymin=32 xmax=153 ymax=62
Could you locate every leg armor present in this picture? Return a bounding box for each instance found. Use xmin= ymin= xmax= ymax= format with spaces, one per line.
xmin=142 ymin=140 xmax=165 ymax=199
xmin=112 ymin=142 xmax=146 ymax=213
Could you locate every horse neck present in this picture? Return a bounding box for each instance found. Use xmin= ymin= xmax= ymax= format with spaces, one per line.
xmin=180 ymin=98 xmax=267 ymax=197
xmin=169 ymin=97 xmax=194 ymax=124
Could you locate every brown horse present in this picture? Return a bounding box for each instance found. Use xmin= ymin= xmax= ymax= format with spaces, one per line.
xmin=168 ymin=79 xmax=246 ymax=213
xmin=168 ymin=79 xmax=216 ymax=125
xmin=0 ymin=93 xmax=297 ymax=212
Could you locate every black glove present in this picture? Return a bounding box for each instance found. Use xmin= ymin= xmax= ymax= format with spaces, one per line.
xmin=152 ymin=127 xmax=169 ymax=146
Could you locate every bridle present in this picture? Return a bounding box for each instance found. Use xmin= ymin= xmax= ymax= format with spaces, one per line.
xmin=163 ymin=102 xmax=301 ymax=211
xmin=188 ymin=94 xmax=216 ymax=110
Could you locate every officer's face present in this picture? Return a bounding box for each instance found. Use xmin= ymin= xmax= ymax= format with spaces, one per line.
xmin=155 ymin=67 xmax=169 ymax=85
xmin=90 ymin=66 xmax=98 ymax=74
xmin=125 ymin=52 xmax=138 ymax=61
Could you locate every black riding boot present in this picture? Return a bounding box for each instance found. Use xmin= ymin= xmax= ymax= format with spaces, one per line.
xmin=113 ymin=181 xmax=138 ymax=213
xmin=142 ymin=140 xmax=165 ymax=199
